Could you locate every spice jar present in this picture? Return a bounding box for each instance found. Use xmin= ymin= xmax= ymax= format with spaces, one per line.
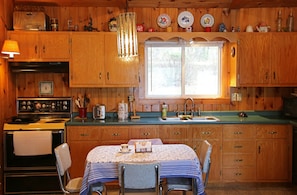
xmin=50 ymin=18 xmax=58 ymax=31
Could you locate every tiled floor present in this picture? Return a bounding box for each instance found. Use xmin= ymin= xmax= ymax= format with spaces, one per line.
xmin=103 ymin=182 xmax=297 ymax=195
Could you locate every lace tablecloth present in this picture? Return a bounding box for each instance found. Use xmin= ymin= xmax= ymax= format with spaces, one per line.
xmin=80 ymin=144 xmax=205 ymax=195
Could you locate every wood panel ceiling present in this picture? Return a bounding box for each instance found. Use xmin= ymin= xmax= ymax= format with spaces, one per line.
xmin=13 ymin=0 xmax=297 ymax=8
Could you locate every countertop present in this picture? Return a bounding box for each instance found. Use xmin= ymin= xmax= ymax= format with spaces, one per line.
xmin=66 ymin=111 xmax=296 ymax=126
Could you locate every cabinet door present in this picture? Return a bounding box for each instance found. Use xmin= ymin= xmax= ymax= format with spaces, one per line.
xmin=238 ymin=33 xmax=271 ymax=86
xmin=192 ymin=125 xmax=222 ymax=182
xmin=8 ymin=31 xmax=39 ymax=60
xmin=256 ymin=125 xmax=292 ymax=181
xmin=271 ymin=33 xmax=297 ymax=85
xmin=70 ymin=32 xmax=105 ymax=87
xmin=104 ymin=33 xmax=139 ymax=87
xmin=66 ymin=126 xmax=100 ymax=178
xmin=39 ymin=32 xmax=70 ymax=60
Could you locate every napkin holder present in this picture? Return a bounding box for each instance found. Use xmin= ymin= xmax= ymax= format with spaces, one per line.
xmin=134 ymin=141 xmax=152 ymax=153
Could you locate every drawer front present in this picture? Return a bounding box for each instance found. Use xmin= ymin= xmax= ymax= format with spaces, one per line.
xmin=67 ymin=126 xmax=99 ymax=141
xmin=130 ymin=126 xmax=159 ymax=139
xmin=223 ymin=125 xmax=256 ymax=139
xmin=256 ymin=125 xmax=290 ymax=139
xmin=159 ymin=125 xmax=188 ymax=139
xmin=192 ymin=125 xmax=222 ymax=139
xmin=223 ymin=140 xmax=255 ymax=153
xmin=101 ymin=127 xmax=129 ymax=140
xmin=223 ymin=153 xmax=256 ymax=167
xmin=222 ymin=167 xmax=256 ymax=181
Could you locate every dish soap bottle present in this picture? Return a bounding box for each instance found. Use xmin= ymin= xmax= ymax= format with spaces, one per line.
xmin=161 ymin=102 xmax=168 ymax=120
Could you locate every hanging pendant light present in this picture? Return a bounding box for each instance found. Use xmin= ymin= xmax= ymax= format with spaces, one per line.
xmin=116 ymin=12 xmax=138 ymax=58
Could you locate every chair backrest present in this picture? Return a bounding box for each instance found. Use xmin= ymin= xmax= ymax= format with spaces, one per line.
xmin=118 ymin=161 xmax=160 ymax=194
xmin=199 ymin=140 xmax=212 ymax=187
xmin=127 ymin=138 xmax=163 ymax=145
xmin=54 ymin=143 xmax=72 ymax=176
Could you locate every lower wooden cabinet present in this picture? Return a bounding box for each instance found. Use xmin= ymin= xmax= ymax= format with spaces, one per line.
xmin=256 ymin=124 xmax=292 ymax=181
xmin=66 ymin=123 xmax=292 ymax=183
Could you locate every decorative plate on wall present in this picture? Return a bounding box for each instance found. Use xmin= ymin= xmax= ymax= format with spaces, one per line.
xmin=200 ymin=14 xmax=215 ymax=27
xmin=177 ymin=11 xmax=194 ymax=28
xmin=157 ymin=14 xmax=171 ymax=28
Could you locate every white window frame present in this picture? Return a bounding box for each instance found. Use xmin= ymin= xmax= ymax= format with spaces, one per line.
xmin=145 ymin=40 xmax=224 ymax=99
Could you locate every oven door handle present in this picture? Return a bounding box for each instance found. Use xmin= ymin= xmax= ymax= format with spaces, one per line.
xmin=5 ymin=130 xmax=64 ymax=134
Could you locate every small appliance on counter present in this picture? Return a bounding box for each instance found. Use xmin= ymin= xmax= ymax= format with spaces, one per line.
xmin=13 ymin=11 xmax=50 ymax=31
xmin=118 ymin=101 xmax=128 ymax=120
xmin=93 ymin=104 xmax=105 ymax=120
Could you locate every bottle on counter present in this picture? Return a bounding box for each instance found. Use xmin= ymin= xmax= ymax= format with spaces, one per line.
xmin=161 ymin=102 xmax=168 ymax=120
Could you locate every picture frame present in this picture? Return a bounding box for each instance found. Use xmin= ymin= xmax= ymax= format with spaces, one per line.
xmin=39 ymin=81 xmax=53 ymax=95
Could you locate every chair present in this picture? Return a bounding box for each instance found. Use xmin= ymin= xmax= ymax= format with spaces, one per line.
xmin=118 ymin=161 xmax=161 ymax=195
xmin=54 ymin=143 xmax=104 ymax=194
xmin=127 ymin=138 xmax=163 ymax=145
xmin=165 ymin=140 xmax=212 ymax=195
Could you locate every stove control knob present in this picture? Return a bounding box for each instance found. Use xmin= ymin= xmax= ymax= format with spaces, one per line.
xmin=42 ymin=104 xmax=46 ymax=108
xmin=35 ymin=103 xmax=41 ymax=109
xmin=22 ymin=105 xmax=26 ymax=110
xmin=21 ymin=101 xmax=26 ymax=105
xmin=63 ymin=105 xmax=67 ymax=110
xmin=63 ymin=101 xmax=68 ymax=105
xmin=27 ymin=101 xmax=32 ymax=105
xmin=27 ymin=106 xmax=31 ymax=110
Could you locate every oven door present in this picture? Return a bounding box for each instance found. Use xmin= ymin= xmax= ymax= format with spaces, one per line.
xmin=4 ymin=130 xmax=64 ymax=170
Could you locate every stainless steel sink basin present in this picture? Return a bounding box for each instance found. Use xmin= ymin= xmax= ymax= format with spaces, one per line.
xmin=159 ymin=115 xmax=220 ymax=122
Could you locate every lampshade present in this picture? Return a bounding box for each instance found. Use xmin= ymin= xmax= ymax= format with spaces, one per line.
xmin=1 ymin=40 xmax=20 ymax=58
xmin=116 ymin=12 xmax=138 ymax=58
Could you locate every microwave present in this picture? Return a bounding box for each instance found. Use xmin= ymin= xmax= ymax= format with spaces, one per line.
xmin=283 ymin=96 xmax=297 ymax=118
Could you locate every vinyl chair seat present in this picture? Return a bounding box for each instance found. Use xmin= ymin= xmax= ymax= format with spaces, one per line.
xmin=166 ymin=177 xmax=192 ymax=191
xmin=65 ymin=177 xmax=83 ymax=193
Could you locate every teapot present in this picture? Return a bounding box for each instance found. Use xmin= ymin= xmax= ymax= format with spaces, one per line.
xmin=256 ymin=22 xmax=270 ymax=32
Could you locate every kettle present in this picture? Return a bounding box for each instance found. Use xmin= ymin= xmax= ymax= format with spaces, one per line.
xmin=93 ymin=104 xmax=105 ymax=120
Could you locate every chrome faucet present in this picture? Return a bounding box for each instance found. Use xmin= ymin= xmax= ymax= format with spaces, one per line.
xmin=184 ymin=98 xmax=195 ymax=117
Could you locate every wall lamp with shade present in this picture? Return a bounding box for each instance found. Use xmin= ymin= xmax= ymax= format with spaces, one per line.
xmin=116 ymin=12 xmax=138 ymax=58
xmin=1 ymin=40 xmax=20 ymax=58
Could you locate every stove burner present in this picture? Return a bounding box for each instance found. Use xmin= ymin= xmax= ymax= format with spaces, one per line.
xmin=8 ymin=116 xmax=40 ymax=124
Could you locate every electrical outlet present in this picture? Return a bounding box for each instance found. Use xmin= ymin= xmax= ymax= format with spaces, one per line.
xmin=237 ymin=93 xmax=242 ymax=101
xmin=231 ymin=93 xmax=238 ymax=101
xmin=128 ymin=95 xmax=134 ymax=102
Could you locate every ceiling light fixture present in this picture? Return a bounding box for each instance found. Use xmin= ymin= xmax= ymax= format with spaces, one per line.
xmin=1 ymin=40 xmax=20 ymax=58
xmin=116 ymin=12 xmax=138 ymax=58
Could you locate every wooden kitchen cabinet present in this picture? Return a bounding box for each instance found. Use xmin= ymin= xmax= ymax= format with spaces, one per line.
xmin=270 ymin=33 xmax=297 ymax=85
xmin=70 ymin=32 xmax=105 ymax=87
xmin=191 ymin=124 xmax=222 ymax=182
xmin=104 ymin=33 xmax=139 ymax=87
xmin=236 ymin=33 xmax=271 ymax=86
xmin=222 ymin=125 xmax=256 ymax=181
xmin=234 ymin=32 xmax=297 ymax=86
xmin=69 ymin=32 xmax=139 ymax=87
xmin=7 ymin=31 xmax=70 ymax=61
xmin=256 ymin=124 xmax=292 ymax=181
xmin=66 ymin=126 xmax=101 ymax=178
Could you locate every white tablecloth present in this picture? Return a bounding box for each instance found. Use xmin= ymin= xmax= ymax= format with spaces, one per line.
xmin=80 ymin=144 xmax=205 ymax=195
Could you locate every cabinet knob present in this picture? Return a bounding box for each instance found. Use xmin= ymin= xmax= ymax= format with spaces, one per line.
xmin=112 ymin=133 xmax=119 ymax=136
xmin=268 ymin=131 xmax=277 ymax=134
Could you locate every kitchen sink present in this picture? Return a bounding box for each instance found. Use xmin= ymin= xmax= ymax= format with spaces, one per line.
xmin=159 ymin=115 xmax=220 ymax=122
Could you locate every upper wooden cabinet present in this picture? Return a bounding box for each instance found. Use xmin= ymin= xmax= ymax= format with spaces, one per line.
xmin=70 ymin=32 xmax=139 ymax=87
xmin=7 ymin=31 xmax=70 ymax=61
xmin=70 ymin=32 xmax=105 ymax=87
xmin=232 ymin=32 xmax=297 ymax=87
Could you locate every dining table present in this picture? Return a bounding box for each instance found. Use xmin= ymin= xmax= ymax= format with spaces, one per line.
xmin=80 ymin=144 xmax=205 ymax=195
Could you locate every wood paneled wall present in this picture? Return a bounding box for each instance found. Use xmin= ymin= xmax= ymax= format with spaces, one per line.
xmin=11 ymin=6 xmax=297 ymax=115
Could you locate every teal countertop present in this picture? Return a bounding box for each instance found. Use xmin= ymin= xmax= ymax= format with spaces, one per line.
xmin=66 ymin=111 xmax=296 ymax=126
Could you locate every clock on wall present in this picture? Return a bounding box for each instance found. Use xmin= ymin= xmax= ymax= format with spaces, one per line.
xmin=39 ymin=81 xmax=53 ymax=95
